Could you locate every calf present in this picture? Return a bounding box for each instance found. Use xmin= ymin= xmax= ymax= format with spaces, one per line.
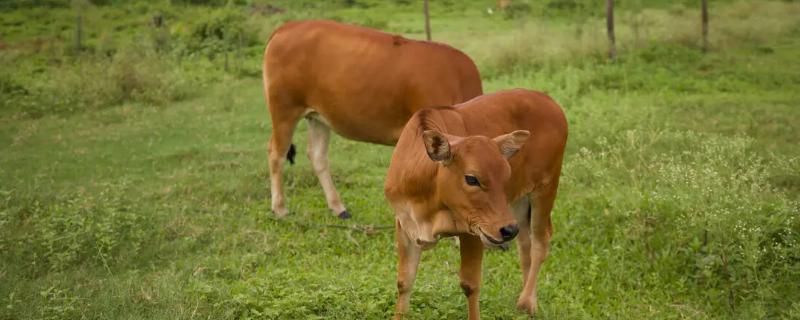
xmin=384 ymin=89 xmax=568 ymax=319
xmin=263 ymin=20 xmax=482 ymax=218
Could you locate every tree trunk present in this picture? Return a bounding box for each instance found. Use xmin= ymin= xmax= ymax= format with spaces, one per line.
xmin=606 ymin=0 xmax=616 ymax=61
xmin=424 ymin=0 xmax=431 ymax=41
xmin=702 ymin=0 xmax=709 ymax=53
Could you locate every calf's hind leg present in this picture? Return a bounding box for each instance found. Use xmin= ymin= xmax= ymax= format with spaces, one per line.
xmin=306 ymin=117 xmax=349 ymax=219
xmin=516 ymin=188 xmax=557 ymax=315
xmin=512 ymin=197 xmax=532 ymax=288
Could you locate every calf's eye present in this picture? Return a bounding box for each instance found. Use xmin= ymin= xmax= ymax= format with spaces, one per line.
xmin=465 ymin=175 xmax=480 ymax=186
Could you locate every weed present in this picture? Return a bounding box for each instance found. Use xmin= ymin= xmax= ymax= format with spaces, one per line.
xmin=2 ymin=183 xmax=150 ymax=275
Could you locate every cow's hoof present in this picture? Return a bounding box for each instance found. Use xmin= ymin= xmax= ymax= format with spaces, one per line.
xmin=272 ymin=206 xmax=289 ymax=218
xmin=337 ymin=210 xmax=352 ymax=219
xmin=516 ymin=297 xmax=537 ymax=316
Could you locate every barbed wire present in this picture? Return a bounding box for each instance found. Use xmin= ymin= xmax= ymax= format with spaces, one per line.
xmin=266 ymin=214 xmax=394 ymax=234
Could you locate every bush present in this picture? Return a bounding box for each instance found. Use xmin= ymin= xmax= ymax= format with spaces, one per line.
xmin=2 ymin=45 xmax=194 ymax=118
xmin=183 ymin=7 xmax=260 ymax=59
xmin=108 ymin=46 xmax=192 ymax=104
xmin=0 ymin=0 xmax=68 ymax=10
xmin=357 ymin=16 xmax=388 ymax=30
xmin=502 ymin=2 xmax=532 ymax=20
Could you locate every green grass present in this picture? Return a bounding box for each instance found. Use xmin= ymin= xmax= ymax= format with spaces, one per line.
xmin=1 ymin=1 xmax=800 ymax=319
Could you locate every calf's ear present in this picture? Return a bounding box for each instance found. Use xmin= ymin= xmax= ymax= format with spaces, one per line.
xmin=493 ymin=130 xmax=530 ymax=159
xmin=422 ymin=130 xmax=452 ymax=164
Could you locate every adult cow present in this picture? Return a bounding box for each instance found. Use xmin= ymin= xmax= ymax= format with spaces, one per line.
xmin=263 ymin=20 xmax=482 ymax=219
xmin=384 ymin=89 xmax=568 ymax=319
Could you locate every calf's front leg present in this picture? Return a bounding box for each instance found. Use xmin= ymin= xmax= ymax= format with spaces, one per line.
xmin=394 ymin=220 xmax=421 ymax=319
xmin=459 ymin=234 xmax=484 ymax=320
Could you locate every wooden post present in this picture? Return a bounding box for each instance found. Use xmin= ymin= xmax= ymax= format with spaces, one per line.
xmin=606 ymin=0 xmax=616 ymax=61
xmin=237 ymin=33 xmax=243 ymax=74
xmin=701 ymin=0 xmax=709 ymax=53
xmin=75 ymin=8 xmax=82 ymax=52
xmin=424 ymin=0 xmax=431 ymax=41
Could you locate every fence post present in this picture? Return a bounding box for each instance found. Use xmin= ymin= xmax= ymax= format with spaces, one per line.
xmin=424 ymin=0 xmax=431 ymax=41
xmin=75 ymin=7 xmax=82 ymax=52
xmin=606 ymin=0 xmax=616 ymax=61
xmin=702 ymin=0 xmax=709 ymax=53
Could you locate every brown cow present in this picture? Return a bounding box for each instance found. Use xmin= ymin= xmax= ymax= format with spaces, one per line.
xmin=384 ymin=89 xmax=568 ymax=319
xmin=263 ymin=20 xmax=482 ymax=219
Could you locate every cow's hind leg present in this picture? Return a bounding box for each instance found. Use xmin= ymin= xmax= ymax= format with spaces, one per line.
xmin=516 ymin=188 xmax=557 ymax=315
xmin=267 ymin=101 xmax=304 ymax=218
xmin=395 ymin=220 xmax=421 ymax=319
xmin=306 ymin=116 xmax=349 ymax=219
xmin=459 ymin=234 xmax=484 ymax=320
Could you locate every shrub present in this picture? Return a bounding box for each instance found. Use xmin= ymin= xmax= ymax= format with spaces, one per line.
xmin=502 ymin=2 xmax=532 ymax=20
xmin=0 ymin=0 xmax=68 ymax=10
xmin=3 ymin=44 xmax=194 ymax=118
xmin=183 ymin=7 xmax=260 ymax=59
xmin=358 ymin=16 xmax=388 ymax=30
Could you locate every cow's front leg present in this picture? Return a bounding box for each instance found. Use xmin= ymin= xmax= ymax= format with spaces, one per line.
xmin=459 ymin=234 xmax=484 ymax=320
xmin=395 ymin=219 xmax=421 ymax=319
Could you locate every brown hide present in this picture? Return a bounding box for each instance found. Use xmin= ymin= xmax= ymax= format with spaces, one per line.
xmin=264 ymin=19 xmax=482 ymax=145
xmin=263 ymin=20 xmax=483 ymax=218
xmin=384 ymin=89 xmax=568 ymax=319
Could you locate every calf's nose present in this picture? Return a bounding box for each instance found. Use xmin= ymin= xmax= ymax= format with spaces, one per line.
xmin=499 ymin=224 xmax=519 ymax=241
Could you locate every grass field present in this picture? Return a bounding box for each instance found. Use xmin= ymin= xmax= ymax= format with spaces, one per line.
xmin=1 ymin=0 xmax=799 ymax=319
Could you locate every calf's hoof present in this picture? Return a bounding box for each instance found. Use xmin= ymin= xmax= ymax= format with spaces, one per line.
xmin=337 ymin=210 xmax=352 ymax=219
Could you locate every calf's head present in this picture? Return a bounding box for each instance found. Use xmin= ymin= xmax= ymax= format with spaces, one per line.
xmin=422 ymin=129 xmax=530 ymax=247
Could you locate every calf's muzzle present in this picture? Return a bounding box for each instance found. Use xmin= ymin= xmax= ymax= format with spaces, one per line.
xmin=500 ymin=224 xmax=519 ymax=242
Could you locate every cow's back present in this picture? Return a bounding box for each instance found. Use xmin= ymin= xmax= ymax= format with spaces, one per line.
xmin=264 ymin=20 xmax=482 ymax=145
xmin=457 ymin=89 xmax=568 ymax=200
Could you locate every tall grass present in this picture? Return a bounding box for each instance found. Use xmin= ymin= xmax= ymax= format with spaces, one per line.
xmin=1 ymin=45 xmax=194 ymax=118
xmin=562 ymin=125 xmax=800 ymax=317
xmin=475 ymin=0 xmax=800 ymax=77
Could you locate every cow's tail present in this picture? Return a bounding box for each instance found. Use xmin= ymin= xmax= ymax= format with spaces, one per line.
xmin=286 ymin=144 xmax=296 ymax=165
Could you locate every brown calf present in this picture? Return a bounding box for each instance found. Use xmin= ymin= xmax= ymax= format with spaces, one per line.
xmin=263 ymin=20 xmax=482 ymax=218
xmin=384 ymin=89 xmax=568 ymax=319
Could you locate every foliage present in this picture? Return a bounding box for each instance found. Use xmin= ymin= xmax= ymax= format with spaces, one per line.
xmin=563 ymin=130 xmax=800 ymax=317
xmin=502 ymin=2 xmax=532 ymax=20
xmin=181 ymin=7 xmax=260 ymax=59
xmin=0 ymin=0 xmax=68 ymax=10
xmin=1 ymin=46 xmax=194 ymax=118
